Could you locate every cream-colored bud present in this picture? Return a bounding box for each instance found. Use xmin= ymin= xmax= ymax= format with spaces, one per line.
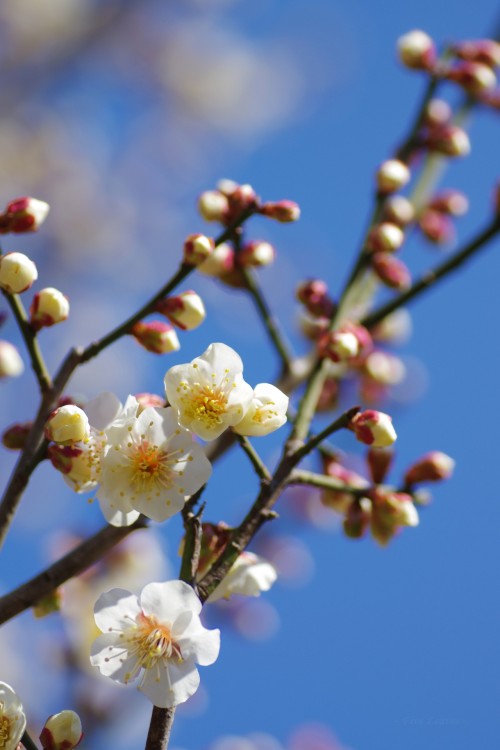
xmin=45 ymin=406 xmax=90 ymax=444
xmin=397 ymin=30 xmax=436 ymax=69
xmin=0 ymin=341 xmax=24 ymax=378
xmin=0 ymin=252 xmax=38 ymax=293
xmin=376 ymin=160 xmax=410 ymax=194
xmin=30 ymin=287 xmax=69 ymax=331
xmin=197 ymin=190 xmax=229 ymax=222
xmin=40 ymin=710 xmax=83 ymax=750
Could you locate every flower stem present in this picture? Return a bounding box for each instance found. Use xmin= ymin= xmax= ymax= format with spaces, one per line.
xmin=144 ymin=707 xmax=176 ymax=750
xmin=21 ymin=731 xmax=39 ymax=750
xmin=292 ymin=405 xmax=360 ymax=462
xmin=234 ymin=433 xmax=272 ymax=481
xmin=1 ymin=289 xmax=51 ymax=392
xmin=289 ymin=468 xmax=368 ymax=496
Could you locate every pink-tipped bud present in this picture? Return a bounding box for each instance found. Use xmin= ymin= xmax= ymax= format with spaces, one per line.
xmin=426 ymin=126 xmax=471 ymax=157
xmin=446 ymin=61 xmax=497 ymax=94
xmin=239 ymin=240 xmax=276 ymax=268
xmin=0 ymin=340 xmax=24 ymax=377
xmin=296 ymin=279 xmax=335 ymax=318
xmin=418 ymin=209 xmax=455 ymax=244
xmin=298 ymin=311 xmax=329 ymax=341
xmin=197 ymin=191 xmax=229 ymax=223
xmin=2 ymin=421 xmax=32 ymax=450
xmin=318 ymin=323 xmax=371 ymax=363
xmin=367 ymin=447 xmax=393 ymax=484
xmin=260 ymin=200 xmax=300 ymax=223
xmin=453 ymin=39 xmax=500 ymax=68
xmin=366 ymin=223 xmax=404 ymax=253
xmin=0 ymin=252 xmax=38 ymax=294
xmin=376 ymin=159 xmax=411 ymax=194
xmin=424 ymin=99 xmax=452 ymax=128
xmin=397 ymin=30 xmax=437 ymax=70
xmin=350 ymin=410 xmax=397 ymax=448
xmin=197 ymin=242 xmax=235 ymax=278
xmin=371 ymin=252 xmax=411 ymax=290
xmin=404 ymin=450 xmax=455 ymax=485
xmin=40 ymin=710 xmax=83 ymax=750
xmin=30 ymin=288 xmax=69 ymax=332
xmin=228 ymin=184 xmax=259 ymax=216
xmin=383 ymin=196 xmax=415 ymax=226
xmin=370 ymin=489 xmax=418 ymax=544
xmin=135 ymin=393 xmax=165 ymax=411
xmin=428 ymin=190 xmax=469 ymax=216
xmin=183 ymin=234 xmax=215 ymax=267
xmin=0 ymin=196 xmax=50 ymax=233
xmin=155 ymin=290 xmax=206 ymax=331
xmin=45 ymin=406 xmax=90 ymax=444
xmin=216 ymin=179 xmax=239 ymax=196
xmin=344 ymin=498 xmax=372 ymax=538
xmin=130 ymin=321 xmax=180 ymax=354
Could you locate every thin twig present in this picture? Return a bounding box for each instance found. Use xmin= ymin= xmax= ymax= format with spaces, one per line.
xmin=289 ymin=468 xmax=368 ymax=496
xmin=1 ymin=290 xmax=51 ymax=393
xmin=292 ymin=406 xmax=360 ymax=463
xmin=234 ymin=433 xmax=272 ymax=481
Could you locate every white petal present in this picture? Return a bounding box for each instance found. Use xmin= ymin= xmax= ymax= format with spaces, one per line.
xmin=0 ymin=682 xmax=26 ymax=750
xmin=197 ymin=342 xmax=244 ymax=374
xmin=97 ymin=491 xmax=140 ymax=527
xmin=84 ymin=392 xmax=122 ymax=431
xmin=176 ymin=625 xmax=220 ymax=666
xmin=94 ymin=588 xmax=140 ymax=632
xmin=140 ymin=658 xmax=200 ymax=707
xmin=90 ymin=633 xmax=137 ymax=682
xmin=132 ymin=491 xmax=184 ymax=524
xmin=140 ymin=580 xmax=201 ymax=622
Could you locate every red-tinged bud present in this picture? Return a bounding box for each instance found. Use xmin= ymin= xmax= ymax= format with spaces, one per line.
xmin=2 ymin=421 xmax=32 ymax=450
xmin=446 ymin=61 xmax=497 ymax=94
xmin=370 ymin=489 xmax=418 ymax=545
xmin=130 ymin=321 xmax=180 ymax=354
xmin=197 ymin=191 xmax=229 ymax=223
xmin=367 ymin=447 xmax=393 ymax=484
xmin=424 ymin=99 xmax=452 ymax=128
xmin=364 ymin=350 xmax=406 ymax=386
xmin=366 ymin=222 xmax=404 ymax=253
xmin=428 ymin=190 xmax=469 ymax=216
xmin=33 ymin=590 xmax=62 ymax=618
xmin=239 ymin=240 xmax=276 ymax=268
xmin=397 ymin=30 xmax=437 ymax=71
xmin=318 ymin=322 xmax=371 ymax=364
xmin=183 ymin=233 xmax=215 ymax=267
xmin=48 ymin=443 xmax=84 ymax=475
xmin=453 ymin=39 xmax=500 ymax=68
xmin=40 ymin=710 xmax=83 ymax=750
xmin=418 ymin=209 xmax=455 ymax=244
xmin=0 ymin=252 xmax=38 ymax=294
xmin=404 ymin=450 xmax=455 ymax=485
xmin=197 ymin=242 xmax=235 ymax=277
xmin=343 ymin=498 xmax=372 ymax=538
xmin=321 ymin=456 xmax=369 ymax=514
xmin=155 ymin=290 xmax=206 ymax=331
xmin=260 ymin=200 xmax=301 ymax=223
xmin=371 ymin=252 xmax=411 ymax=290
xmin=426 ymin=125 xmax=471 ymax=157
xmin=227 ymin=184 xmax=259 ymax=216
xmin=0 ymin=340 xmax=24 ymax=377
xmin=316 ymin=376 xmax=340 ymax=412
xmin=0 ymin=197 xmax=50 ymax=233
xmin=30 ymin=287 xmax=70 ymax=332
xmin=135 ymin=393 xmax=165 ymax=411
xmin=349 ymin=410 xmax=397 ymax=448
xmin=296 ymin=279 xmax=336 ymax=318
xmin=376 ymin=159 xmax=411 ymax=194
xmin=197 ymin=521 xmax=231 ymax=576
xmin=383 ymin=195 xmax=415 ymax=226
xmin=45 ymin=406 xmax=90 ymax=444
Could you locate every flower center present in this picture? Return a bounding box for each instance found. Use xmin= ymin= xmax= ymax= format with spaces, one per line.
xmin=129 ymin=441 xmax=173 ymax=492
xmin=122 ymin=612 xmax=183 ymax=683
xmin=181 ymin=385 xmax=228 ymax=427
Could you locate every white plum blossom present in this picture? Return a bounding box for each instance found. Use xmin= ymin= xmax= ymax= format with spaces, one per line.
xmin=90 ymin=580 xmax=220 ymax=708
xmin=233 ymin=383 xmax=288 ymax=437
xmin=97 ymin=406 xmax=212 ymax=526
xmin=0 ymin=682 xmax=26 ymax=750
xmin=207 ymin=552 xmax=278 ymax=602
xmin=164 ymin=343 xmax=253 ymax=441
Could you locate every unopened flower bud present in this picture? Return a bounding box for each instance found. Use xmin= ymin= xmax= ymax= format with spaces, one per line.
xmin=130 ymin=321 xmax=180 ymax=354
xmin=216 ymin=178 xmax=239 ymax=196
xmin=367 ymin=447 xmax=393 ymax=484
xmin=376 ymin=159 xmax=410 ymax=194
xmin=0 ymin=252 xmax=38 ymax=294
xmin=197 ymin=242 xmax=235 ymax=278
xmin=0 ymin=340 xmax=24 ymax=377
xmin=197 ymin=191 xmax=229 ymax=222
xmin=155 ymin=290 xmax=206 ymax=331
xmin=427 ymin=126 xmax=471 ymax=157
xmin=30 ymin=287 xmax=70 ymax=332
xmin=0 ymin=197 xmax=50 ymax=233
xmin=239 ymin=240 xmax=276 ymax=267
xmin=371 ymin=252 xmax=411 ymax=290
xmin=428 ymin=190 xmax=469 ymax=216
xmin=366 ymin=223 xmax=404 ymax=253
xmin=397 ymin=30 xmax=437 ymax=70
xmin=183 ymin=234 xmax=215 ymax=267
xmin=383 ymin=195 xmax=415 ymax=226
xmin=446 ymin=61 xmax=497 ymax=94
xmin=2 ymin=421 xmax=32 ymax=450
xmin=45 ymin=406 xmax=90 ymax=444
xmin=418 ymin=209 xmax=455 ymax=244
xmin=40 ymin=710 xmax=83 ymax=750
xmin=319 ymin=329 xmax=359 ymax=362
xmin=364 ymin=350 xmax=406 ymax=385
xmin=134 ymin=393 xmax=165 ymax=411
xmin=424 ymin=99 xmax=452 ymax=128
xmin=260 ymin=200 xmax=300 ymax=223
xmin=296 ymin=279 xmax=336 ymax=318
xmin=322 ymin=457 xmax=369 ymax=514
xmin=228 ymin=184 xmax=259 ymax=216
xmin=298 ymin=310 xmax=328 ymax=340
xmin=404 ymin=450 xmax=455 ymax=485
xmin=350 ymin=410 xmax=397 ymax=448
xmin=453 ymin=39 xmax=500 ymax=68
xmin=344 ymin=498 xmax=372 ymax=538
